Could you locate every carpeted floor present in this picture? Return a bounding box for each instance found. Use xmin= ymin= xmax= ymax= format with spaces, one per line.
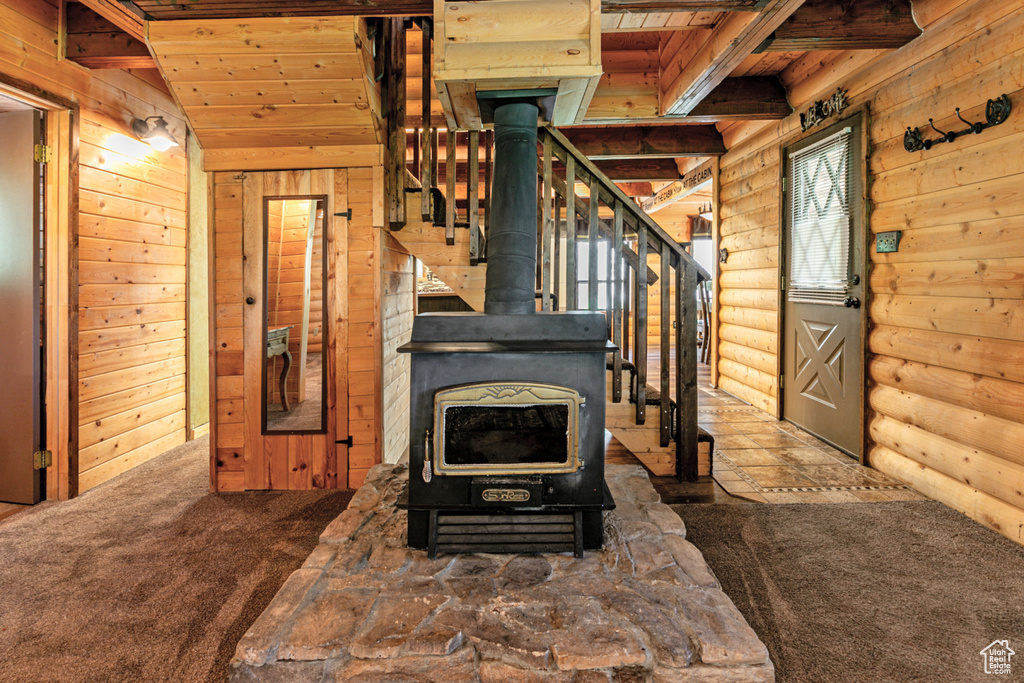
xmin=676 ymin=502 xmax=1024 ymax=683
xmin=0 ymin=435 xmax=353 ymax=683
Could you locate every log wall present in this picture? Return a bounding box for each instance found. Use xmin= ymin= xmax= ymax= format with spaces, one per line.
xmin=716 ymin=0 xmax=1024 ymax=543
xmin=0 ymin=0 xmax=191 ymax=495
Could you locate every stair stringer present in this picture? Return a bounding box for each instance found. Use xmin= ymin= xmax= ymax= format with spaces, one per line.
xmin=388 ymin=219 xmax=486 ymax=312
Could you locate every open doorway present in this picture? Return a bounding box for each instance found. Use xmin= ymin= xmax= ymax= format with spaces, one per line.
xmin=0 ymin=96 xmax=46 ymax=505
xmin=0 ymin=82 xmax=75 ymax=510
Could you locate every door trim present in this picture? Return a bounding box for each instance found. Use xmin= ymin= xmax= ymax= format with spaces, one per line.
xmin=778 ymin=105 xmax=871 ymax=463
xmin=0 ymin=74 xmax=79 ymax=499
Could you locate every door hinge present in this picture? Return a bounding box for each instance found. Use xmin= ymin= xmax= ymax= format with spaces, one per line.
xmin=781 ymin=176 xmax=786 ymax=193
xmin=781 ymin=275 xmax=786 ymax=291
xmin=34 ymin=144 xmax=52 ymax=164
xmin=335 ymin=209 xmax=353 ymax=220
xmin=34 ymin=450 xmax=52 ymax=469
xmin=336 ymin=436 xmax=353 ymax=447
xmin=779 ymin=375 xmax=785 ymax=389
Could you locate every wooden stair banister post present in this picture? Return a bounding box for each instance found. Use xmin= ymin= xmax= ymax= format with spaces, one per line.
xmin=445 ymin=127 xmax=456 ymax=246
xmin=677 ymin=258 xmax=699 ymax=482
xmin=565 ymin=156 xmax=577 ymax=311
xmin=611 ymin=202 xmax=624 ymax=403
xmin=420 ymin=20 xmax=432 ymax=221
xmin=635 ymin=226 xmax=648 ymax=425
xmin=385 ymin=17 xmax=406 ymax=230
xmin=588 ymin=177 xmax=600 ymax=311
xmin=553 ymin=192 xmax=562 ymax=311
xmin=468 ymin=130 xmax=481 ymax=265
xmin=660 ymin=241 xmax=672 ymax=448
xmin=542 ymin=131 xmax=554 ymax=311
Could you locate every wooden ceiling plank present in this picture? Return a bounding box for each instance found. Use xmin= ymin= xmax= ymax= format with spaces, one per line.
xmin=78 ymin=0 xmax=145 ymax=41
xmin=559 ymin=124 xmax=726 ymax=158
xmin=659 ymin=0 xmax=805 ymax=116
xmin=65 ymin=1 xmax=154 ymax=69
xmin=764 ymin=0 xmax=922 ymax=51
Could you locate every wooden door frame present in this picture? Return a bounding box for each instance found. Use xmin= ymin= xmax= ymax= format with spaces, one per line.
xmin=777 ymin=104 xmax=872 ymax=463
xmin=0 ymin=74 xmax=80 ymax=499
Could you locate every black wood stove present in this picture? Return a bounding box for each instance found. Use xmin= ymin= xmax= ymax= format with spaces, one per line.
xmin=398 ymin=99 xmax=615 ymax=558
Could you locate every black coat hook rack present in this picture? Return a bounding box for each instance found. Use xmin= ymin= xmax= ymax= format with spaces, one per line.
xmin=904 ymin=94 xmax=1012 ymax=152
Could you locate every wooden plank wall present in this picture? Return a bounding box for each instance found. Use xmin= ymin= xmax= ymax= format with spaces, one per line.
xmin=0 ymin=0 xmax=190 ymax=495
xmin=716 ymin=0 xmax=1024 ymax=543
xmin=345 ymin=167 xmax=382 ymax=488
xmin=381 ymin=233 xmax=414 ymax=465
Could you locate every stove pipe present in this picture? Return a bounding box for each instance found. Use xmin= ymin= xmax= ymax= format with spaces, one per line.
xmin=484 ymin=100 xmax=540 ymax=316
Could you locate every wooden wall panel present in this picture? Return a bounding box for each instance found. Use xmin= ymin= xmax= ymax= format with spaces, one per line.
xmin=716 ymin=0 xmax=1024 ymax=543
xmin=381 ymin=233 xmax=414 ymax=466
xmin=0 ymin=0 xmax=190 ymax=495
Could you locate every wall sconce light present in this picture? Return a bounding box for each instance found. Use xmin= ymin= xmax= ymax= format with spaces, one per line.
xmin=699 ymin=202 xmax=713 ymax=220
xmin=131 ymin=116 xmax=179 ymax=152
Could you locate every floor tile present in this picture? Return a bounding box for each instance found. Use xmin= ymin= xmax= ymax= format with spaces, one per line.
xmin=852 ymin=490 xmax=893 ymax=502
xmin=730 ymin=421 xmax=786 ymax=435
xmin=790 ymin=491 xmax=831 ymax=503
xmin=761 ymin=492 xmax=800 ymax=503
xmin=742 ymin=466 xmax=817 ymax=488
xmin=821 ymin=490 xmax=863 ymax=503
xmin=719 ymin=448 xmax=786 ymax=467
xmin=718 ymin=479 xmax=756 ymax=493
xmin=795 ymin=465 xmax=885 ymax=488
xmin=712 ymin=469 xmax=742 ymax=482
xmin=746 ymin=433 xmax=814 ymax=449
xmin=699 ymin=422 xmax=739 ymax=436
xmin=712 ymin=434 xmax=762 ymax=450
xmin=885 ymin=489 xmax=929 ymax=501
xmin=769 ymin=447 xmax=845 ymax=466
xmin=735 ymin=492 xmax=769 ymax=503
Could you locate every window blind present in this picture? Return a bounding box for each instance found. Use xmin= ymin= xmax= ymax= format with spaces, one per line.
xmin=788 ymin=127 xmax=852 ymax=305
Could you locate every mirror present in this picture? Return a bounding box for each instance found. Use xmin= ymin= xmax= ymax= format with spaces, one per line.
xmin=263 ymin=196 xmax=327 ymax=433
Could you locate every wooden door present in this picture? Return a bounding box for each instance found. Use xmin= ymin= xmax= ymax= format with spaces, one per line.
xmin=0 ymin=110 xmax=44 ymax=504
xmin=782 ymin=117 xmax=865 ymax=457
xmin=240 ymin=169 xmax=349 ymax=489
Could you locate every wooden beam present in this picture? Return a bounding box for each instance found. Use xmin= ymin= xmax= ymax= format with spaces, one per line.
xmin=764 ymin=0 xmax=921 ymax=51
xmin=135 ymin=0 xmax=767 ymax=21
xmin=590 ymin=158 xmax=681 ymax=182
xmin=77 ymin=0 xmax=145 ymax=41
xmin=558 ymin=124 xmax=726 ymax=159
xmin=65 ymin=3 xmax=154 ymax=70
xmin=660 ymin=0 xmax=805 ymax=116
xmin=616 ymin=182 xmax=654 ymax=197
xmin=584 ymin=77 xmax=791 ymax=124
xmin=686 ymin=76 xmax=791 ymax=120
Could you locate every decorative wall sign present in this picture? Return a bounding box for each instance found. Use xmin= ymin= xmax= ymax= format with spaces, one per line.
xmin=800 ymin=88 xmax=849 ymax=131
xmin=903 ymin=94 xmax=1012 ymax=153
xmin=640 ymin=160 xmax=713 ymax=213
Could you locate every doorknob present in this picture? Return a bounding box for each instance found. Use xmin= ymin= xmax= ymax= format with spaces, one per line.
xmin=246 ymin=296 xmax=255 ymax=305
xmin=843 ymin=296 xmax=861 ymax=309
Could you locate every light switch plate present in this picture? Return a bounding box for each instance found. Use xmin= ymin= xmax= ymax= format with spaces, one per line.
xmin=876 ymin=230 xmax=902 ymax=253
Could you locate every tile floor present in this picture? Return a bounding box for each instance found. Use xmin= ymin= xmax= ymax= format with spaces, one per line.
xmin=697 ymin=366 xmax=928 ymax=504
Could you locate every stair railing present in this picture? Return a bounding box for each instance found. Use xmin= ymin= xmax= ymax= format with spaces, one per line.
xmin=537 ymin=125 xmax=711 ymax=482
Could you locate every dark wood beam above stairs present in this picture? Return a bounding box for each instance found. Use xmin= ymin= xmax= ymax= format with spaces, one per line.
xmin=761 ymin=0 xmax=922 ymax=51
xmin=132 ymin=0 xmax=770 ymax=20
xmin=65 ymin=1 xmax=154 ymax=69
xmin=558 ymin=124 xmax=726 ymax=159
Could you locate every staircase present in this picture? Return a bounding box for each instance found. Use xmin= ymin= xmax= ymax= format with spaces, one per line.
xmin=385 ymin=22 xmax=711 ymax=481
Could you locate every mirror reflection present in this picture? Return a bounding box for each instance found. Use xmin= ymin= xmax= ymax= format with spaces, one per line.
xmin=264 ymin=196 xmax=327 ymax=433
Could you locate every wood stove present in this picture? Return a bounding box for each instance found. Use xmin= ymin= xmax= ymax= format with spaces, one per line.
xmin=398 ymin=99 xmax=615 ymax=558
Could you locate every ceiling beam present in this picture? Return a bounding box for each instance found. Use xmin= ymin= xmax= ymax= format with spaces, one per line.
xmin=762 ymin=0 xmax=921 ymax=51
xmin=65 ymin=2 xmax=154 ymax=69
xmin=558 ymin=124 xmax=726 ymax=158
xmin=685 ymin=76 xmax=791 ymax=120
xmin=586 ymin=158 xmax=681 ymax=182
xmin=616 ymin=182 xmax=655 ymax=197
xmin=659 ymin=0 xmax=805 ymax=116
xmin=133 ymin=0 xmax=768 ymax=20
xmin=78 ymin=0 xmax=145 ymax=41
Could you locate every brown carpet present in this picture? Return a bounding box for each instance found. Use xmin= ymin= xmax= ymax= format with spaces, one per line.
xmin=0 ymin=435 xmax=353 ymax=683
xmin=675 ymin=502 xmax=1024 ymax=683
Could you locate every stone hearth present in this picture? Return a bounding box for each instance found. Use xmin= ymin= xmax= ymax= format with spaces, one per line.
xmin=230 ymin=463 xmax=774 ymax=682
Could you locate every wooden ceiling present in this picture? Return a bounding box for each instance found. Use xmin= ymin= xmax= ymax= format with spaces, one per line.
xmin=147 ymin=16 xmax=384 ymax=171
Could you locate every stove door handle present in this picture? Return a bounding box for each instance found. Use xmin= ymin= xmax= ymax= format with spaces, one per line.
xmin=423 ymin=430 xmax=433 ymax=483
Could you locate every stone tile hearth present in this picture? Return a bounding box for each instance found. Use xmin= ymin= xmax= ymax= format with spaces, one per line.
xmin=231 ymin=462 xmax=774 ymax=682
